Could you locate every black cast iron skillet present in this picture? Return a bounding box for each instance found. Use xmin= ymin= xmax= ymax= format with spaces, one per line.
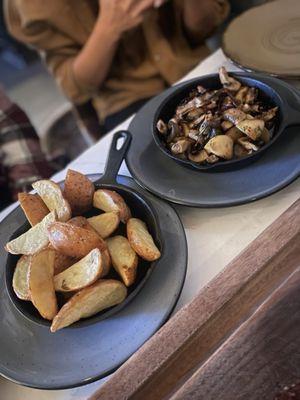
xmin=5 ymin=130 xmax=162 ymax=329
xmin=153 ymin=73 xmax=300 ymax=172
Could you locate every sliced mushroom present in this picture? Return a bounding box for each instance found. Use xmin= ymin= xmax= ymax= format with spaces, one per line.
xmin=206 ymin=100 xmax=218 ymax=110
xmin=156 ymin=119 xmax=167 ymax=135
xmin=242 ymin=103 xmax=260 ymax=113
xmin=176 ymin=97 xmax=203 ymax=117
xmin=189 ymin=114 xmax=206 ymax=128
xmin=167 ymin=119 xmax=181 ymax=143
xmin=201 ymin=90 xmax=219 ymax=102
xmin=204 ymin=135 xmax=233 ymax=160
xmin=235 ymin=86 xmax=249 ymax=103
xmin=221 ymin=120 xmax=234 ymax=131
xmin=199 ymin=120 xmax=212 ymax=137
xmin=206 ymin=154 xmax=219 ymax=164
xmin=219 ymin=67 xmax=241 ymax=92
xmin=261 ymin=127 xmax=271 ymax=143
xmin=245 ymin=87 xmax=257 ymax=104
xmin=261 ymin=106 xmax=278 ymax=122
xmin=237 ymin=137 xmax=259 ymax=152
xmin=171 ymin=139 xmax=191 ymax=155
xmin=181 ymin=123 xmax=190 ymax=137
xmin=234 ymin=143 xmax=249 ymax=158
xmin=223 ymin=108 xmax=247 ymax=125
xmin=188 ymin=149 xmax=208 ymax=163
xmin=197 ymin=85 xmax=207 ymax=94
xmin=225 ymin=126 xmax=244 ymax=143
xmin=186 ymin=108 xmax=204 ymax=121
xmin=188 ymin=130 xmax=200 ymax=141
xmin=220 ymin=96 xmax=234 ymax=111
xmin=236 ymin=119 xmax=265 ymax=141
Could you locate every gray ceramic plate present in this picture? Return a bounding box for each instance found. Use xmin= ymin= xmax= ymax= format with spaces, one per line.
xmin=126 ymin=76 xmax=300 ymax=207
xmin=0 ymin=175 xmax=187 ymax=389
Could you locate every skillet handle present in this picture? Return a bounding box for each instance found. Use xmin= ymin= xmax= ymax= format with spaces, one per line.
xmin=285 ymin=88 xmax=300 ymax=128
xmin=97 ymin=130 xmax=132 ymax=184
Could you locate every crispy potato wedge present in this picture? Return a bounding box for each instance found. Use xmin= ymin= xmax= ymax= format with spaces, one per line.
xmin=102 ymin=248 xmax=111 ymax=277
xmin=5 ymin=211 xmax=56 ymax=255
xmin=48 ymin=222 xmax=107 ymax=258
xmin=68 ymin=216 xmax=95 ymax=232
xmin=88 ymin=212 xmax=120 ymax=238
xmin=93 ymin=190 xmax=131 ymax=223
xmin=53 ymin=250 xmax=75 ymax=275
xmin=54 ymin=248 xmax=104 ymax=292
xmin=18 ymin=193 xmax=49 ymax=226
xmin=12 ymin=255 xmax=31 ymax=300
xmin=32 ymin=180 xmax=71 ymax=222
xmin=106 ymin=236 xmax=138 ymax=286
xmin=50 ymin=279 xmax=127 ymax=332
xmin=63 ymin=169 xmax=95 ymax=215
xmin=127 ymin=218 xmax=161 ymax=261
xmin=29 ymin=248 xmax=57 ymax=320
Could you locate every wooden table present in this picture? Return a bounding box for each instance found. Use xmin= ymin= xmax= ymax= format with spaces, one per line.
xmin=0 ymin=49 xmax=299 ymax=400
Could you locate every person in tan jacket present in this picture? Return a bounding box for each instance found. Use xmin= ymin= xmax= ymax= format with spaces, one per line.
xmin=5 ymin=0 xmax=229 ymax=138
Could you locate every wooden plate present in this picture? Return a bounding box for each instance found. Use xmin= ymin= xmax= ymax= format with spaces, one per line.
xmin=222 ymin=0 xmax=300 ymax=78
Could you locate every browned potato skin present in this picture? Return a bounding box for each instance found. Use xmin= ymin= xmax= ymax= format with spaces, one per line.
xmin=93 ymin=189 xmax=131 ymax=223
xmin=12 ymin=255 xmax=31 ymax=300
xmin=63 ymin=169 xmax=95 ymax=215
xmin=68 ymin=216 xmax=95 ymax=232
xmin=53 ymin=251 xmax=76 ymax=275
xmin=102 ymin=249 xmax=111 ymax=277
xmin=127 ymin=218 xmax=161 ymax=261
xmin=29 ymin=249 xmax=57 ymax=320
xmin=48 ymin=222 xmax=107 ymax=259
xmin=18 ymin=193 xmax=49 ymax=226
xmin=106 ymin=236 xmax=138 ymax=287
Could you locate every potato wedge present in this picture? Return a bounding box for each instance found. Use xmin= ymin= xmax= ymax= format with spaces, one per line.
xmin=5 ymin=211 xmax=56 ymax=255
xmin=18 ymin=193 xmax=49 ymax=226
xmin=127 ymin=218 xmax=161 ymax=261
xmin=32 ymin=180 xmax=71 ymax=222
xmin=53 ymin=250 xmax=75 ymax=275
xmin=63 ymin=169 xmax=95 ymax=215
xmin=50 ymin=279 xmax=127 ymax=332
xmin=54 ymin=248 xmax=104 ymax=292
xmin=12 ymin=255 xmax=31 ymax=300
xmin=48 ymin=222 xmax=107 ymax=258
xmin=106 ymin=236 xmax=138 ymax=286
xmin=102 ymin=248 xmax=111 ymax=277
xmin=93 ymin=190 xmax=131 ymax=223
xmin=88 ymin=212 xmax=120 ymax=238
xmin=29 ymin=248 xmax=57 ymax=320
xmin=68 ymin=216 xmax=95 ymax=232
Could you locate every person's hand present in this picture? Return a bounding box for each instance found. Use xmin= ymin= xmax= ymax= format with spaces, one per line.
xmin=98 ymin=0 xmax=157 ymax=37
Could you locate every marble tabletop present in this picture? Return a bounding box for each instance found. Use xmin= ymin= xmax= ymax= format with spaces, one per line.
xmin=0 ymin=49 xmax=299 ymax=400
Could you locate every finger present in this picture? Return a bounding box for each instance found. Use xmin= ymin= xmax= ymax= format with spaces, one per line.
xmin=153 ymin=0 xmax=165 ymax=8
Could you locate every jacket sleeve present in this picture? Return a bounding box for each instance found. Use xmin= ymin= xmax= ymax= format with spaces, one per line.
xmin=4 ymin=0 xmax=95 ymax=104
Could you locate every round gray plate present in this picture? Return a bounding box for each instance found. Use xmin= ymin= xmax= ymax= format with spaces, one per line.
xmin=126 ymin=78 xmax=300 ymax=207
xmin=0 ymin=175 xmax=187 ymax=390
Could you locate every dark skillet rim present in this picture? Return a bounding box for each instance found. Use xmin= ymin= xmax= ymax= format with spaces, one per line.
xmin=152 ymin=73 xmax=284 ymax=172
xmin=4 ymin=179 xmax=163 ymax=330
xmin=0 ymin=174 xmax=187 ymax=390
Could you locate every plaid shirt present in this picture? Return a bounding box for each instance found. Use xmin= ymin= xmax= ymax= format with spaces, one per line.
xmin=0 ymin=89 xmax=55 ymax=209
